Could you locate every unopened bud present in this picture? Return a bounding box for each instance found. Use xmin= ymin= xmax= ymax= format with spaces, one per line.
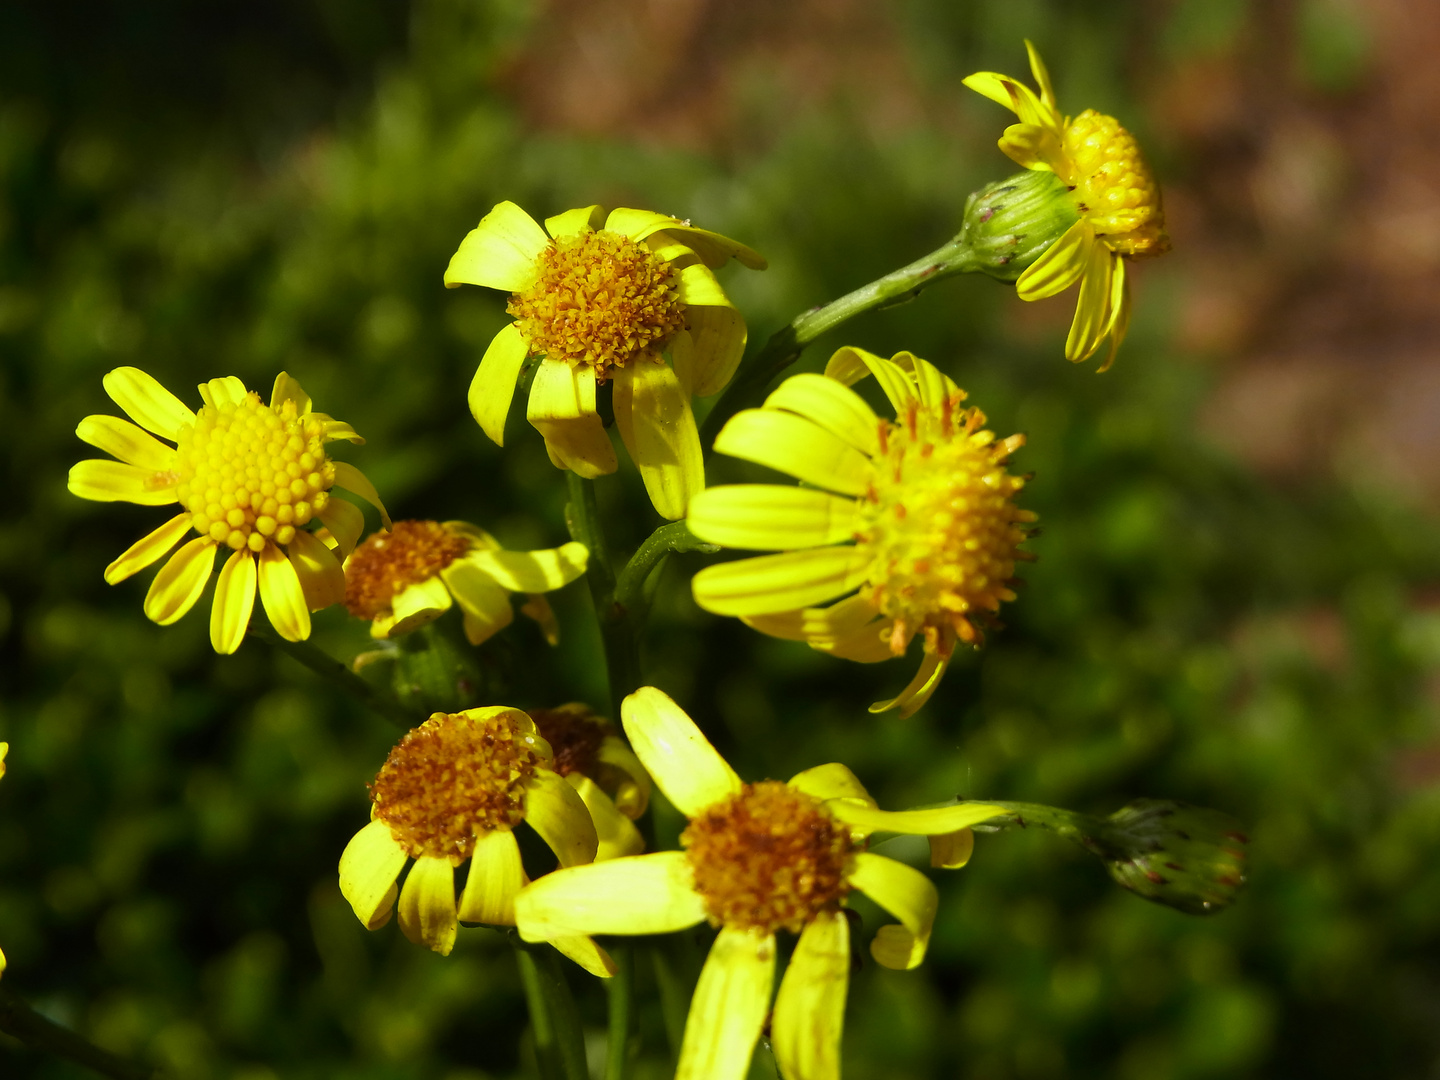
xmin=957 ymin=169 xmax=1079 ymax=283
xmin=1086 ymin=799 xmax=1249 ymax=916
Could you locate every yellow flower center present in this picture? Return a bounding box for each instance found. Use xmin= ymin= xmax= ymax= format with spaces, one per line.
xmin=682 ymin=781 xmax=853 ymax=936
xmin=344 ymin=520 xmax=473 ymax=619
xmin=529 ymin=706 xmax=606 ymax=779
xmin=1062 ymin=109 xmax=1170 ymax=257
xmin=370 ymin=711 xmax=545 ymax=861
xmin=858 ymin=394 xmax=1034 ymax=654
xmin=508 ymin=229 xmax=686 ymax=380
xmin=171 ymin=393 xmax=333 ymax=554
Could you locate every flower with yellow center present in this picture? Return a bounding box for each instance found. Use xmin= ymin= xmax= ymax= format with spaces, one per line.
xmin=68 ymin=369 xmax=389 ymax=654
xmin=964 ymin=40 xmax=1170 ymax=368
xmin=338 ymin=706 xmax=613 ymax=975
xmin=516 ymin=688 xmax=1006 ymax=1080
xmin=687 ymin=348 xmax=1035 ymax=717
xmin=343 ymin=519 xmax=588 ymax=646
xmin=444 ymin=202 xmax=766 ymax=519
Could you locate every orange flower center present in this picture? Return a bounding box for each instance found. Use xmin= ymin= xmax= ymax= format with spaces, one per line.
xmin=344 ymin=520 xmax=473 ymax=619
xmin=1063 ymin=109 xmax=1170 ymax=257
xmin=508 ymin=229 xmax=686 ymax=380
xmin=682 ymin=781 xmax=853 ymax=936
xmin=370 ymin=710 xmax=544 ymax=861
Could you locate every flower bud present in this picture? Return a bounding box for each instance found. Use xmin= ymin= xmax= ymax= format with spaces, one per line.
xmin=957 ymin=169 xmax=1080 ymax=283
xmin=1088 ymin=799 xmax=1249 ymax=916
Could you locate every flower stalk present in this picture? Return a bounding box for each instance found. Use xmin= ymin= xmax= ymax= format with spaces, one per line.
xmin=249 ymin=623 xmax=419 ymax=728
xmin=513 ymin=938 xmax=590 ymax=1080
xmin=0 ymin=986 xmax=156 ymax=1080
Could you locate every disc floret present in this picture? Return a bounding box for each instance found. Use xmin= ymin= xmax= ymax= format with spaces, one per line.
xmin=344 ymin=521 xmax=474 ymax=620
xmin=1064 ymin=110 xmax=1169 ymax=258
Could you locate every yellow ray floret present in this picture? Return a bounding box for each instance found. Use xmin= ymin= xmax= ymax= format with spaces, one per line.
xmin=688 ymin=348 xmax=1036 ymax=716
xmin=444 ymin=202 xmax=765 ymax=519
xmin=68 ymin=368 xmax=388 ymax=654
xmin=515 ymin=687 xmax=1007 ymax=1080
xmin=963 ymin=40 xmax=1170 ymax=368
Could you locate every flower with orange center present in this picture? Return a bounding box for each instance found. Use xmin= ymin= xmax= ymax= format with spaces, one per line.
xmin=687 ymin=348 xmax=1035 ymax=716
xmin=529 ymin=704 xmax=651 ymax=860
xmin=68 ymin=369 xmax=388 ymax=654
xmin=343 ymin=519 xmax=588 ymax=646
xmin=444 ymin=202 xmax=766 ymax=519
xmin=338 ymin=706 xmax=613 ymax=974
xmin=515 ymin=688 xmax=1006 ymax=1080
xmin=964 ymin=41 xmax=1170 ymax=368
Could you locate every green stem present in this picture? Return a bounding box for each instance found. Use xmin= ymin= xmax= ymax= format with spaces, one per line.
xmin=699 ymin=235 xmax=981 ymax=450
xmin=513 ymin=939 xmax=589 ymax=1080
xmin=565 ymin=473 xmax=640 ymax=720
xmin=603 ymin=942 xmax=635 ymax=1080
xmin=249 ymin=625 xmax=418 ymax=728
xmin=0 ymin=987 xmax=155 ymax=1079
xmin=613 ymin=521 xmax=717 ymax=629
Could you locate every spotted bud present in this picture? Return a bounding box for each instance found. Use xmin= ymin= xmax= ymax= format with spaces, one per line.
xmin=957 ymin=169 xmax=1080 ymax=283
xmin=1087 ymin=799 xmax=1249 ymax=916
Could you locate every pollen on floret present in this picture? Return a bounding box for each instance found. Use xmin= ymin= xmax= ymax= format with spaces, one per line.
xmin=529 ymin=705 xmax=607 ymax=779
xmin=344 ymin=521 xmax=474 ymax=619
xmin=1063 ymin=109 xmax=1170 ymax=258
xmin=171 ymin=393 xmax=334 ymax=554
xmin=857 ymin=394 xmax=1035 ymax=656
xmin=370 ymin=711 xmax=546 ymax=862
xmin=508 ymin=230 xmax=686 ymax=380
xmin=682 ymin=781 xmax=853 ymax=936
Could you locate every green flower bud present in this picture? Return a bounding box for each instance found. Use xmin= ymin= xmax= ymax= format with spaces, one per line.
xmin=354 ymin=621 xmax=511 ymax=716
xmin=1087 ymin=799 xmax=1249 ymax=916
xmin=957 ymin=169 xmax=1080 ymax=283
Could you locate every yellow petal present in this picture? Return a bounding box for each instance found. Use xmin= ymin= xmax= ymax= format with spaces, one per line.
xmin=398 ymin=854 xmax=458 ymax=956
xmin=687 ymin=485 xmax=858 ymax=551
xmin=102 ymin=367 xmax=195 ymax=440
xmin=525 ymin=769 xmax=599 ymax=868
xmin=444 ymin=201 xmax=548 ymax=291
xmin=68 ymin=459 xmax=178 ymax=505
xmin=527 ymin=361 xmax=617 ymax=478
xmin=568 ymin=774 xmax=645 ymax=861
xmin=621 ymin=687 xmax=741 ymax=817
xmin=319 ymin=417 xmax=364 ymax=444
xmin=961 ymin=71 xmax=1054 ymax=129
xmin=676 ymin=927 xmax=775 ymax=1080
xmin=998 ymin=121 xmax=1063 ymax=172
xmin=386 ymin=575 xmax=453 ymax=636
xmin=929 ymin=829 xmax=976 ymax=869
xmin=468 ymin=322 xmax=529 ymax=446
xmin=605 ymin=207 xmax=686 ymax=243
xmin=847 ymin=852 xmax=935 ymax=970
xmin=1016 ymin=219 xmax=1092 ymax=301
xmin=519 ymin=594 xmax=559 ymax=645
xmin=545 ymin=204 xmax=606 ymax=239
xmin=515 ymin=851 xmax=708 ymax=941
xmin=787 ymin=763 xmax=876 ymax=807
xmin=685 ymin=305 xmax=748 ymax=397
xmin=612 ymin=362 xmax=705 ymax=521
xmin=104 ymin=513 xmax=192 ymax=585
xmin=676 ymin=261 xmax=733 ymax=309
xmin=1064 ymin=239 xmax=1117 ymax=364
xmin=257 ymin=543 xmax=311 ymax=642
xmin=458 ymin=828 xmax=523 ymax=925
xmin=1025 ymin=39 xmax=1057 ymax=110
xmin=464 ymin=541 xmax=589 ymax=594
xmin=440 ymin=561 xmax=515 ymax=645
xmin=962 ymin=70 xmax=1025 ymax=115
xmin=331 ymin=462 xmax=390 ymax=529
xmin=655 ymin=225 xmax=766 ymax=271
xmin=144 ymin=537 xmax=217 ymax=626
xmin=318 ymin=498 xmax=364 ymax=559
xmin=773 ymin=910 xmax=849 ymax=1080
xmin=762 ymin=372 xmax=880 ymax=455
xmin=822 ymin=346 xmax=917 ymax=416
xmin=210 ymin=548 xmax=257 ymax=654
xmin=198 ymin=376 xmax=248 ymax=410
xmin=285 ymin=529 xmax=347 ymax=611
xmin=691 ymin=547 xmax=872 ymax=617
xmin=892 ymin=351 xmax=961 ymax=410
xmin=740 ymin=593 xmax=881 ymax=645
xmin=76 ymin=415 xmax=175 ymax=471
xmin=339 ymin=819 xmax=407 ymax=930
xmin=829 ymin=800 xmax=1006 ymax=839
xmin=552 ymin=935 xmax=618 ymax=978
xmin=1096 ymin=260 xmax=1131 ymax=373
xmin=596 ymin=736 xmax=652 ymax=818
xmin=712 ymin=409 xmax=873 ymax=496
xmin=269 ymin=372 xmax=311 ymax=414
xmin=868 ymin=648 xmax=950 ymax=717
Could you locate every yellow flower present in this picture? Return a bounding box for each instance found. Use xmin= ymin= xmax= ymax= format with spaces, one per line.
xmin=444 ymin=202 xmax=766 ymax=519
xmin=343 ymin=519 xmax=588 ymax=646
xmin=516 ymin=688 xmax=1005 ymax=1080
xmin=688 ymin=348 xmax=1035 ymax=717
xmin=964 ymin=41 xmax=1170 ymax=368
xmin=338 ymin=706 xmax=613 ymax=975
xmin=69 ymin=369 xmax=388 ymax=654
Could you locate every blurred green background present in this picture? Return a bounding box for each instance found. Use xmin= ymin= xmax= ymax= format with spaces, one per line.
xmin=5 ymin=0 xmax=1440 ymax=1077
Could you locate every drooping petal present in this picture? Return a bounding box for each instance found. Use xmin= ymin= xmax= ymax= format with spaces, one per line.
xmin=519 ymin=594 xmax=559 ymax=645
xmin=397 ymin=855 xmax=459 ymax=956
xmin=331 ymin=462 xmax=390 ymax=529
xmin=285 ymin=529 xmax=347 ymax=611
xmin=712 ymin=410 xmax=873 ymax=496
xmin=676 ymin=261 xmax=733 ymax=309
xmin=339 ymin=819 xmax=407 ymax=930
xmin=269 ymin=372 xmax=312 ymax=414
xmin=687 ymin=485 xmax=858 ymax=551
xmin=828 ymin=800 xmax=1006 ymax=840
xmin=773 ymin=910 xmax=849 ymax=1080
xmin=468 ymin=322 xmax=529 ymax=446
xmin=552 ymin=936 xmax=618 ymax=978
xmin=76 ymin=415 xmax=176 ymax=471
xmin=612 ymin=362 xmax=704 ymax=521
xmin=210 ymin=548 xmax=257 ymax=654
xmin=524 ymin=769 xmax=599 ymax=868
xmin=1063 ymin=239 xmax=1117 ymax=364
xmin=621 ymin=687 xmax=740 ymax=817
xmin=68 ymin=459 xmax=178 ymax=505
xmin=691 ymin=547 xmax=873 ymax=617
xmin=257 ymin=543 xmax=311 ymax=642
xmin=822 ymin=347 xmax=918 ymax=415
xmin=847 ymin=852 xmax=935 ymax=970
xmin=545 ymin=204 xmax=606 ymax=239
xmin=568 ymin=774 xmax=645 ymax=860
xmin=1096 ymin=253 xmax=1131 ymax=373
xmin=929 ymin=829 xmax=976 ymax=869
xmin=868 ymin=649 xmax=950 ymax=717
xmin=317 ymin=498 xmax=364 ymax=559
xmin=319 ymin=417 xmax=364 ymax=444
xmin=685 ymin=305 xmax=747 ymax=397
xmin=596 ymin=736 xmax=652 ymax=818
xmin=143 ymin=537 xmax=217 ymax=626
xmin=527 ymin=361 xmax=618 ymax=477
xmin=464 ymin=541 xmax=589 ymax=593
xmin=763 ymin=372 xmax=880 ymax=455
xmin=606 ymin=208 xmax=766 ymax=270
xmin=676 ymin=927 xmax=775 ymax=1080
xmin=1016 ymin=219 xmax=1092 ymax=301
xmin=515 ymin=851 xmax=708 ymax=941
xmin=104 ymin=513 xmax=192 ymax=585
xmin=740 ymin=593 xmax=881 ymax=644
xmin=605 ymin=207 xmax=687 ymax=243
xmin=440 ymin=560 xmax=515 ymax=645
xmin=889 ymin=351 xmax=958 ymax=410
xmin=198 ymin=376 xmax=248 ymax=410
xmin=458 ymin=828 xmax=523 ymax=926
xmin=787 ymin=763 xmax=876 ymax=807
xmin=102 ymin=367 xmax=195 ymax=441
xmin=822 ymin=617 xmax=896 ymax=663
xmin=444 ymin=201 xmax=549 ymax=291
xmin=385 ymin=576 xmax=453 ymax=636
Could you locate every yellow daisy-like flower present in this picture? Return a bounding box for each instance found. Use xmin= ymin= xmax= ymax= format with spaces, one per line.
xmin=516 ymin=688 xmax=1005 ymax=1080
xmin=964 ymin=40 xmax=1170 ymax=368
xmin=68 ymin=368 xmax=389 ymax=654
xmin=338 ymin=706 xmax=613 ymax=975
xmin=343 ymin=519 xmax=588 ymax=646
xmin=444 ymin=202 xmax=766 ymax=520
xmin=688 ymin=348 xmax=1035 ymax=717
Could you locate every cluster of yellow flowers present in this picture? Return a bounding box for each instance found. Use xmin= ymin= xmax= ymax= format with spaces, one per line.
xmin=59 ymin=43 xmax=1169 ymax=1080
